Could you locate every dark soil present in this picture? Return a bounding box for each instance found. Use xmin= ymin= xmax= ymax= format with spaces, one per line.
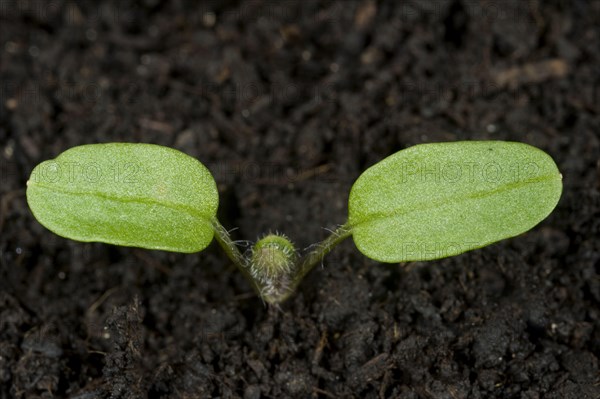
xmin=1 ymin=1 xmax=599 ymax=398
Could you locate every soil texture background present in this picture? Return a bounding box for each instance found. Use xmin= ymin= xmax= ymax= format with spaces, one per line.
xmin=1 ymin=1 xmax=599 ymax=398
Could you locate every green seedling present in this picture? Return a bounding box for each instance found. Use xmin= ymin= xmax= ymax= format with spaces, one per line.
xmin=26 ymin=141 xmax=562 ymax=303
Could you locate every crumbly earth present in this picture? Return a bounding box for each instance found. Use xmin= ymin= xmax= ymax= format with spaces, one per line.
xmin=1 ymin=1 xmax=599 ymax=398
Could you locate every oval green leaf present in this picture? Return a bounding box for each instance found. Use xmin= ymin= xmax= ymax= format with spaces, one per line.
xmin=26 ymin=143 xmax=219 ymax=253
xmin=348 ymin=141 xmax=562 ymax=262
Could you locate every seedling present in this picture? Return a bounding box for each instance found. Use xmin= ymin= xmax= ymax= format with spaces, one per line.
xmin=26 ymin=141 xmax=562 ymax=303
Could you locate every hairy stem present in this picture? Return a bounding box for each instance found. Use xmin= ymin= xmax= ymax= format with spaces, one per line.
xmin=294 ymin=222 xmax=353 ymax=284
xmin=212 ymin=218 xmax=353 ymax=304
xmin=264 ymin=223 xmax=353 ymax=304
xmin=211 ymin=218 xmax=261 ymax=295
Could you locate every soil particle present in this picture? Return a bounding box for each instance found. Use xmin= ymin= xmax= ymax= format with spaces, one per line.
xmin=1 ymin=1 xmax=599 ymax=398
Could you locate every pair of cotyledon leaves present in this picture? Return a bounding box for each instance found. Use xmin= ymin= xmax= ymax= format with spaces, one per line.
xmin=26 ymin=141 xmax=562 ymax=263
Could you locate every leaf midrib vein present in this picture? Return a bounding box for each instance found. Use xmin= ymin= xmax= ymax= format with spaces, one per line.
xmin=29 ymin=181 xmax=214 ymax=222
xmin=351 ymin=174 xmax=559 ymax=228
